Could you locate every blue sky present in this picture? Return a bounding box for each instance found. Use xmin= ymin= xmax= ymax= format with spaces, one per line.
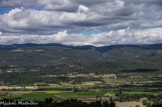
xmin=0 ymin=6 xmax=44 ymax=14
xmin=80 ymin=30 xmax=102 ymax=36
xmin=0 ymin=8 xmax=11 ymax=14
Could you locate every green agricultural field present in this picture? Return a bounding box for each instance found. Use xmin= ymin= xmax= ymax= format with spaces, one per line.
xmin=11 ymin=92 xmax=64 ymax=101
xmin=0 ymin=91 xmax=108 ymax=101
xmin=123 ymin=91 xmax=162 ymax=95
xmin=60 ymin=92 xmax=107 ymax=98
xmin=0 ymin=92 xmax=10 ymax=100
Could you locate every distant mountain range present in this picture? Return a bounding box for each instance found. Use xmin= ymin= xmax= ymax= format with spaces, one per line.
xmin=0 ymin=43 xmax=162 ymax=67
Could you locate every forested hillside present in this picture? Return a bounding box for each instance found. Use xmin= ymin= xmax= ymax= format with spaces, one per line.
xmin=0 ymin=43 xmax=162 ymax=85
xmin=0 ymin=43 xmax=162 ymax=67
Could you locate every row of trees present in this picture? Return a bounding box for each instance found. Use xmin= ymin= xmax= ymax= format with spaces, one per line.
xmin=1 ymin=98 xmax=115 ymax=107
xmin=1 ymin=98 xmax=162 ymax=107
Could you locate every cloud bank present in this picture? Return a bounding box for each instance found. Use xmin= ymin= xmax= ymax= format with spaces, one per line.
xmin=0 ymin=0 xmax=162 ymax=46
xmin=1 ymin=28 xmax=162 ymax=46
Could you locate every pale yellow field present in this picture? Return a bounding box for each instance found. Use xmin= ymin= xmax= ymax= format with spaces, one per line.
xmin=25 ymin=86 xmax=38 ymax=89
xmin=82 ymin=81 xmax=102 ymax=86
xmin=49 ymin=84 xmax=61 ymax=87
xmin=116 ymin=101 xmax=145 ymax=107
xmin=0 ymin=86 xmax=10 ymax=90
xmin=0 ymin=86 xmax=38 ymax=90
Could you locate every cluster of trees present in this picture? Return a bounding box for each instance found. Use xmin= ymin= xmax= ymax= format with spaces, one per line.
xmin=152 ymin=103 xmax=162 ymax=107
xmin=41 ymin=98 xmax=116 ymax=107
xmin=142 ymin=100 xmax=162 ymax=107
xmin=116 ymin=93 xmax=162 ymax=102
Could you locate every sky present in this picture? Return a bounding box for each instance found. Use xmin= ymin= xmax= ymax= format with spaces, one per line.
xmin=0 ymin=0 xmax=162 ymax=46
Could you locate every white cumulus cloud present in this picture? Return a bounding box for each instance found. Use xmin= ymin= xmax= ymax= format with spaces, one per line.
xmin=1 ymin=28 xmax=162 ymax=46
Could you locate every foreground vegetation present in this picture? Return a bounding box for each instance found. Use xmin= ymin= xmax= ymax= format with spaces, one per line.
xmin=0 ymin=98 xmax=116 ymax=107
xmin=0 ymin=97 xmax=161 ymax=107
